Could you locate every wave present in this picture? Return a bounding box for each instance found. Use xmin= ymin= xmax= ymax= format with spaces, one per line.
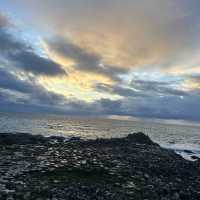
xmin=161 ymin=143 xmax=200 ymax=161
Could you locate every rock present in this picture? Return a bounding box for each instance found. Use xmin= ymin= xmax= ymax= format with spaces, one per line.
xmin=191 ymin=155 xmax=199 ymax=160
xmin=172 ymin=192 xmax=180 ymax=200
xmin=127 ymin=132 xmax=157 ymax=145
xmin=0 ymin=132 xmax=199 ymax=200
xmin=70 ymin=137 xmax=81 ymax=141
xmin=183 ymin=150 xmax=193 ymax=154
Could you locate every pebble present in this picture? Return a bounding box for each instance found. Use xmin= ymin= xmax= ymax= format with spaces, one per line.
xmin=0 ymin=132 xmax=199 ymax=200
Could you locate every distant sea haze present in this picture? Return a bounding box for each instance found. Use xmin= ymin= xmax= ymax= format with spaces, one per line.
xmin=0 ymin=112 xmax=200 ymax=160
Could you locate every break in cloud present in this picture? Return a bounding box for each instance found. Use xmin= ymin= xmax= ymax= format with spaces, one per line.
xmin=9 ymin=0 xmax=200 ymax=69
xmin=0 ymin=16 xmax=66 ymax=76
xmin=45 ymin=37 xmax=128 ymax=82
xmin=0 ymin=1 xmax=200 ymax=121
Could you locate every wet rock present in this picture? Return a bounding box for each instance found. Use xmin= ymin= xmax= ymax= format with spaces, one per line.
xmin=191 ymin=155 xmax=200 ymax=160
xmin=183 ymin=150 xmax=193 ymax=154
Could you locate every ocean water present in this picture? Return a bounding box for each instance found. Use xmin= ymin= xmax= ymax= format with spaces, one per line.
xmin=0 ymin=112 xmax=200 ymax=160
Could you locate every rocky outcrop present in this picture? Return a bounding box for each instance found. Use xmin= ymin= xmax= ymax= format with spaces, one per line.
xmin=0 ymin=133 xmax=65 ymax=145
xmin=0 ymin=132 xmax=199 ymax=200
xmin=126 ymin=132 xmax=158 ymax=145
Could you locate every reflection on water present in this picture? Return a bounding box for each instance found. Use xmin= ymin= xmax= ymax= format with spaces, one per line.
xmin=0 ymin=112 xmax=200 ymax=152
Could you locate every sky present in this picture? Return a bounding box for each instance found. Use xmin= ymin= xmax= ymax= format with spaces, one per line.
xmin=0 ymin=0 xmax=200 ymax=121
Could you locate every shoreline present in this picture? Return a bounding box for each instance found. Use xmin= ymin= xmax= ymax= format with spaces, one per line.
xmin=1 ymin=131 xmax=200 ymax=161
xmin=0 ymin=132 xmax=200 ymax=199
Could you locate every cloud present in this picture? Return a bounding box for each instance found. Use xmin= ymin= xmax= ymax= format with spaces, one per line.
xmin=45 ymin=37 xmax=128 ymax=81
xmin=1 ymin=2 xmax=200 ymax=121
xmin=0 ymin=67 xmax=34 ymax=93
xmin=75 ymin=95 xmax=200 ymax=121
xmin=96 ymin=78 xmax=188 ymax=98
xmin=130 ymin=79 xmax=188 ymax=97
xmin=9 ymin=50 xmax=67 ymax=76
xmin=1 ymin=66 xmax=200 ymax=121
xmin=0 ymin=13 xmax=11 ymax=27
xmin=93 ymin=77 xmax=200 ymax=121
xmin=7 ymin=0 xmax=200 ymax=71
xmin=0 ymin=22 xmax=66 ymax=76
xmin=120 ymin=94 xmax=200 ymax=121
xmin=0 ymin=67 xmax=66 ymax=107
xmin=96 ymin=83 xmax=147 ymax=98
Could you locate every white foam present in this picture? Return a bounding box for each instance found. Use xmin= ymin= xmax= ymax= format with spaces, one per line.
xmin=161 ymin=143 xmax=200 ymax=161
xmin=175 ymin=151 xmax=200 ymax=161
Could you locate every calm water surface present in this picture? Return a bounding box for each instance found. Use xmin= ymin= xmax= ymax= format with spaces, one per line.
xmin=0 ymin=112 xmax=200 ymax=159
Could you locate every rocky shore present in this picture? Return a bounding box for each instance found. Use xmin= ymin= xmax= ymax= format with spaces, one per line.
xmin=0 ymin=132 xmax=200 ymax=200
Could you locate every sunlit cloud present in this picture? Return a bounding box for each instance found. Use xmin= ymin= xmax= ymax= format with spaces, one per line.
xmin=9 ymin=0 xmax=200 ymax=70
xmin=1 ymin=1 xmax=200 ymax=120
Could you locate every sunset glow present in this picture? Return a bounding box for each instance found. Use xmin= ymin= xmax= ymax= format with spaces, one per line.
xmin=0 ymin=0 xmax=200 ymax=120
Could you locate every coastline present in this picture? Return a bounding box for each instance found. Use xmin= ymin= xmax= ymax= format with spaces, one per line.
xmin=0 ymin=132 xmax=200 ymax=199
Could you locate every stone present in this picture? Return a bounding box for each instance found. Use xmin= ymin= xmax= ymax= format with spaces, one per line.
xmin=0 ymin=132 xmax=199 ymax=200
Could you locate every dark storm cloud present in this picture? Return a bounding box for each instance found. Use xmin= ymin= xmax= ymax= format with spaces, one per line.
xmin=79 ymin=94 xmax=200 ymax=121
xmin=0 ymin=31 xmax=24 ymax=52
xmin=96 ymin=79 xmax=188 ymax=98
xmin=97 ymin=98 xmax=122 ymax=114
xmin=0 ymin=93 xmax=67 ymax=114
xmin=95 ymin=77 xmax=198 ymax=120
xmin=130 ymin=80 xmax=188 ymax=97
xmin=0 ymin=24 xmax=66 ymax=76
xmin=9 ymin=50 xmax=67 ymax=76
xmin=121 ymin=94 xmax=200 ymax=121
xmin=0 ymin=67 xmax=33 ymax=93
xmin=0 ymin=14 xmax=68 ymax=111
xmin=93 ymin=78 xmax=200 ymax=120
xmin=72 ymin=94 xmax=200 ymax=121
xmin=0 ymin=67 xmax=66 ymax=106
xmin=47 ymin=37 xmax=128 ymax=81
xmin=1 ymin=66 xmax=200 ymax=121
xmin=0 ymin=6 xmax=200 ymax=121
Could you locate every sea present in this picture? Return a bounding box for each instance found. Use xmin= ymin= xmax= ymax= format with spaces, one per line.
xmin=0 ymin=112 xmax=200 ymax=161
